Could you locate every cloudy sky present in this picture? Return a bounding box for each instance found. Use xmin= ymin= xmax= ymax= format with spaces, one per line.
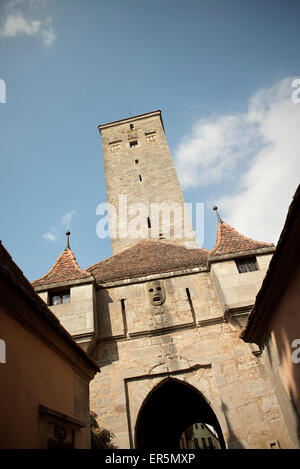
xmin=0 ymin=0 xmax=299 ymax=281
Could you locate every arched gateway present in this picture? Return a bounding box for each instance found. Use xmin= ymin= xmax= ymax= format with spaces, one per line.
xmin=135 ymin=378 xmax=226 ymax=449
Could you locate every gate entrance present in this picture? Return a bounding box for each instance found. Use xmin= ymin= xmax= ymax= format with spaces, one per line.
xmin=135 ymin=378 xmax=226 ymax=449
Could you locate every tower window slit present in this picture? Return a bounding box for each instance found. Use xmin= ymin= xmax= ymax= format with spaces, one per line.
xmin=186 ymin=288 xmax=196 ymax=325
xmin=121 ymin=299 xmax=128 ymax=337
xmin=139 ymin=174 xmax=142 ymax=182
xmin=147 ymin=217 xmax=151 ymax=229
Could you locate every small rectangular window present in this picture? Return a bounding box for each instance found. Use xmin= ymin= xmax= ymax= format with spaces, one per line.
xmin=268 ymin=440 xmax=280 ymax=449
xmin=145 ymin=133 xmax=156 ymax=143
xmin=49 ymin=290 xmax=70 ymax=306
xmin=110 ymin=143 xmax=120 ymax=153
xmin=236 ymin=256 xmax=259 ymax=274
xmin=130 ymin=140 xmax=138 ymax=148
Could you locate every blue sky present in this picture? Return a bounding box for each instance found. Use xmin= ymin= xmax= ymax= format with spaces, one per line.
xmin=0 ymin=0 xmax=299 ymax=281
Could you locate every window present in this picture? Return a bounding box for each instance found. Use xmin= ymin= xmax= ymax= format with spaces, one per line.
xmin=139 ymin=174 xmax=142 ymax=182
xmin=208 ymin=437 xmax=214 ymax=449
xmin=194 ymin=438 xmax=199 ymax=449
xmin=236 ymin=256 xmax=259 ymax=274
xmin=110 ymin=143 xmax=120 ymax=153
xmin=201 ymin=438 xmax=207 ymax=449
xmin=147 ymin=217 xmax=151 ymax=229
xmin=130 ymin=140 xmax=138 ymax=148
xmin=145 ymin=133 xmax=156 ymax=143
xmin=268 ymin=440 xmax=281 ymax=449
xmin=49 ymin=290 xmax=70 ymax=306
xmin=135 ymin=159 xmax=139 ymax=164
xmin=130 ymin=123 xmax=134 ymax=129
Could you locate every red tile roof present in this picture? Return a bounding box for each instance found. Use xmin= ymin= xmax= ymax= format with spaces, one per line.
xmin=31 ymin=224 xmax=274 ymax=288
xmin=87 ymin=239 xmax=209 ymax=284
xmin=32 ymin=249 xmax=93 ymax=288
xmin=209 ymin=222 xmax=274 ymax=258
xmin=0 ymin=241 xmax=99 ymax=371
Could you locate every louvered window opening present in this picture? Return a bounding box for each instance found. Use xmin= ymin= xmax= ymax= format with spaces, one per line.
xmin=236 ymin=257 xmax=258 ymax=273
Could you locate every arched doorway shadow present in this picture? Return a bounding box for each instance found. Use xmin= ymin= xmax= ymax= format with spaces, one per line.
xmin=135 ymin=377 xmax=226 ymax=449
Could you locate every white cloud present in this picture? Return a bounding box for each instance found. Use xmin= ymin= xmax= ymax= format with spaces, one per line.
xmin=40 ymin=17 xmax=56 ymax=47
xmin=43 ymin=230 xmax=57 ymax=243
xmin=175 ymin=78 xmax=300 ymax=244
xmin=0 ymin=13 xmax=40 ymax=36
xmin=60 ymin=210 xmax=76 ymax=228
xmin=42 ymin=210 xmax=76 ymax=243
xmin=0 ymin=0 xmax=56 ymax=47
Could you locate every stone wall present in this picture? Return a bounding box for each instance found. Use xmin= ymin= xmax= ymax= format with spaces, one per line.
xmin=39 ymin=283 xmax=96 ymax=337
xmin=90 ymin=267 xmax=293 ymax=449
xmin=210 ymin=253 xmax=273 ymax=310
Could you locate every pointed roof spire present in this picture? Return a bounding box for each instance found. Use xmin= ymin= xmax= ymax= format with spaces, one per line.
xmin=212 ymin=206 xmax=223 ymax=224
xmin=65 ymin=230 xmax=71 ymax=250
xmin=210 ymin=221 xmax=274 ymax=258
xmin=32 ymin=238 xmax=93 ymax=289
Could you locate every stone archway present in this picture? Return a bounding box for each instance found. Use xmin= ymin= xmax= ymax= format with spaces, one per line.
xmin=135 ymin=377 xmax=226 ymax=449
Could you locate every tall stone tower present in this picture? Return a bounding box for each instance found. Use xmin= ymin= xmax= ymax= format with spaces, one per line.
xmin=98 ymin=110 xmax=196 ymax=255
xmin=32 ymin=110 xmax=297 ymax=449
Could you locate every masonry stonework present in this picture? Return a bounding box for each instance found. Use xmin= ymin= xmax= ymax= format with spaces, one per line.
xmin=33 ymin=111 xmax=296 ymax=449
xmin=99 ymin=111 xmax=196 ymax=255
xmin=89 ymin=265 xmax=292 ymax=449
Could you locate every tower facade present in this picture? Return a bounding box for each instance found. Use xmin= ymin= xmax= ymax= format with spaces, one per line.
xmin=98 ymin=110 xmax=195 ymax=255
xmin=32 ymin=111 xmax=297 ymax=449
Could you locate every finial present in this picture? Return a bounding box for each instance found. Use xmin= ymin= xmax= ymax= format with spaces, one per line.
xmin=65 ymin=231 xmax=70 ymax=250
xmin=212 ymin=206 xmax=223 ymax=224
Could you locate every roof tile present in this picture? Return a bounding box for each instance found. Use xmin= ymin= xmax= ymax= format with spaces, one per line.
xmin=209 ymin=222 xmax=273 ymax=258
xmin=0 ymin=241 xmax=99 ymax=371
xmin=87 ymin=239 xmax=209 ymax=284
xmin=32 ymin=249 xmax=92 ymax=288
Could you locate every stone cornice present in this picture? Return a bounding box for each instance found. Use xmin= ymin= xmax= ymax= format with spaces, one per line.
xmin=98 ymin=110 xmax=163 ymax=132
xmin=97 ymin=316 xmax=225 ymax=343
xmin=95 ymin=265 xmax=208 ymax=289
xmin=34 ymin=276 xmax=95 ymax=293
xmin=208 ymin=247 xmax=275 ymax=265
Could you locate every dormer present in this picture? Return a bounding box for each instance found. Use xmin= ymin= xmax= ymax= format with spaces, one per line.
xmin=32 ymin=232 xmax=98 ymax=355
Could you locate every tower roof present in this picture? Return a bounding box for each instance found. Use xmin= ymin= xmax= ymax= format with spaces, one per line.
xmin=98 ymin=110 xmax=164 ymax=132
xmin=209 ymin=221 xmax=274 ymax=258
xmin=32 ymin=248 xmax=93 ymax=289
xmin=0 ymin=241 xmax=99 ymax=372
xmin=87 ymin=239 xmax=209 ymax=285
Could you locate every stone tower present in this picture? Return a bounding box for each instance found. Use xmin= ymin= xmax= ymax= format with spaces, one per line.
xmin=98 ymin=110 xmax=196 ymax=255
xmin=32 ymin=111 xmax=297 ymax=449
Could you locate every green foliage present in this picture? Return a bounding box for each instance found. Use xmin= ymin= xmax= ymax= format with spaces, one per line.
xmin=90 ymin=412 xmax=118 ymax=449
